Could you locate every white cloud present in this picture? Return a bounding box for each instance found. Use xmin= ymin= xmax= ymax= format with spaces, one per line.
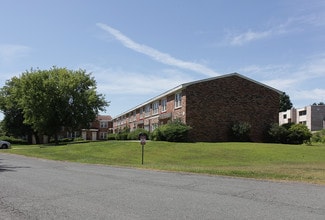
xmin=96 ymin=23 xmax=220 ymax=77
xmin=227 ymin=15 xmax=309 ymax=46
xmin=295 ymin=88 xmax=325 ymax=100
xmin=230 ymin=30 xmax=272 ymax=46
xmin=239 ymin=54 xmax=325 ymax=107
xmin=0 ymin=44 xmax=30 ymax=63
xmin=230 ymin=11 xmax=325 ymax=47
xmin=82 ymin=64 xmax=194 ymax=96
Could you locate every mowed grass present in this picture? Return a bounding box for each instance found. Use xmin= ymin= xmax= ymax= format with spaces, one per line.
xmin=3 ymin=141 xmax=325 ymax=184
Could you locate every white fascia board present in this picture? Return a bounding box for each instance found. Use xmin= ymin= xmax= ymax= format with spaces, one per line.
xmin=113 ymin=84 xmax=184 ymax=119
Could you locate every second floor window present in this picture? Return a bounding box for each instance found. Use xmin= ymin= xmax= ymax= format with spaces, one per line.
xmin=152 ymin=101 xmax=159 ymax=115
xmin=161 ymin=99 xmax=167 ymax=112
xmin=145 ymin=104 xmax=151 ymax=116
xmin=100 ymin=121 xmax=108 ymax=128
xmin=175 ymin=92 xmax=182 ymax=108
xmin=299 ymin=110 xmax=306 ymax=116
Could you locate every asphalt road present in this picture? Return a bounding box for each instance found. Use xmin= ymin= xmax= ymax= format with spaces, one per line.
xmin=0 ymin=153 xmax=324 ymax=220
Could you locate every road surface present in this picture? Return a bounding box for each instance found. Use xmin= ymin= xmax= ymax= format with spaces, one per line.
xmin=0 ymin=153 xmax=324 ymax=219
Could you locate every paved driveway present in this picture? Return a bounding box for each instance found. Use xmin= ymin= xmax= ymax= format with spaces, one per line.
xmin=0 ymin=153 xmax=324 ymax=219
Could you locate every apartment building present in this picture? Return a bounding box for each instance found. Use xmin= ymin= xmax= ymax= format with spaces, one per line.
xmin=82 ymin=115 xmax=113 ymax=140
xmin=279 ymin=105 xmax=325 ymax=131
xmin=113 ymin=73 xmax=281 ymax=142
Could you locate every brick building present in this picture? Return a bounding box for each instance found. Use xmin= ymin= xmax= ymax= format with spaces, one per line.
xmin=112 ymin=73 xmax=281 ymax=142
xmin=82 ymin=115 xmax=113 ymax=140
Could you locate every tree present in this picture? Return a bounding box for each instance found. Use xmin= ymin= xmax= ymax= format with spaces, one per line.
xmin=312 ymin=102 xmax=324 ymax=106
xmin=0 ymin=67 xmax=109 ymax=144
xmin=279 ymin=92 xmax=293 ymax=112
xmin=0 ymin=77 xmax=35 ymax=142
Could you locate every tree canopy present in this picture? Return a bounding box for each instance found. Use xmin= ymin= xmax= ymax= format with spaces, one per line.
xmin=0 ymin=67 xmax=109 ymax=144
xmin=279 ymin=92 xmax=293 ymax=112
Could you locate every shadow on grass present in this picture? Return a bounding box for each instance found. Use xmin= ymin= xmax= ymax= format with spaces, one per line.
xmin=39 ymin=140 xmax=94 ymax=148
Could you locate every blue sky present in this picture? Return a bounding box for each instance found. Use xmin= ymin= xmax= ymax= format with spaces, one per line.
xmin=1 ymin=0 xmax=325 ymax=120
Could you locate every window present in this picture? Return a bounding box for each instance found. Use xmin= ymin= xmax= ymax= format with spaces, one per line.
xmin=140 ymin=108 xmax=143 ymax=119
xmin=175 ymin=92 xmax=182 ymax=108
xmin=128 ymin=113 xmax=132 ymax=122
xmin=283 ymin=114 xmax=287 ymax=119
xmin=145 ymin=104 xmax=151 ymax=117
xmin=161 ymin=99 xmax=167 ymax=112
xmin=100 ymin=121 xmax=108 ymax=128
xmin=299 ymin=110 xmax=307 ymax=116
xmin=152 ymin=101 xmax=159 ymax=115
xmin=100 ymin=132 xmax=107 ymax=139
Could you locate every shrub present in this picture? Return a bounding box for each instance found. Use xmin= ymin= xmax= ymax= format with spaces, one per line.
xmin=311 ymin=129 xmax=325 ymax=143
xmin=268 ymin=123 xmax=312 ymax=144
xmin=115 ymin=132 xmax=128 ymax=140
xmin=231 ymin=122 xmax=251 ymax=142
xmin=0 ymin=136 xmax=28 ymax=144
xmin=107 ymin=133 xmax=117 ymax=140
xmin=73 ymin=137 xmax=85 ymax=142
xmin=115 ymin=127 xmax=130 ymax=140
xmin=151 ymin=121 xmax=191 ymax=142
xmin=268 ymin=123 xmax=290 ymax=143
xmin=151 ymin=128 xmax=164 ymax=141
xmin=288 ymin=124 xmax=312 ymax=144
xmin=127 ymin=128 xmax=149 ymax=140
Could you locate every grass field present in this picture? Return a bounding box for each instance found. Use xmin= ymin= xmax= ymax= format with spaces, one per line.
xmin=3 ymin=141 xmax=325 ymax=184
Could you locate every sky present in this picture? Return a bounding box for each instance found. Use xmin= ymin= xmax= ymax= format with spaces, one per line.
xmin=1 ymin=0 xmax=325 ymax=120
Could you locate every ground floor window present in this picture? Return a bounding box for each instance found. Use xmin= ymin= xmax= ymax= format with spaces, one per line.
xmin=100 ymin=132 xmax=107 ymax=139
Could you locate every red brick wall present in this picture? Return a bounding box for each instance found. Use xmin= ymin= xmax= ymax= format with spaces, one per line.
xmin=185 ymin=75 xmax=280 ymax=142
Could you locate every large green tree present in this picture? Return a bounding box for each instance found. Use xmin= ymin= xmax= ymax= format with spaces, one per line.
xmin=0 ymin=67 xmax=109 ymax=144
xmin=0 ymin=77 xmax=35 ymax=142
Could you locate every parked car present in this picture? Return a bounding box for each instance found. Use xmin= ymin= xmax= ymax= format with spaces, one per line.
xmin=0 ymin=140 xmax=11 ymax=149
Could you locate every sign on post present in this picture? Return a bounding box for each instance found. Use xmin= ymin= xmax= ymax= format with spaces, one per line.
xmin=139 ymin=133 xmax=146 ymax=164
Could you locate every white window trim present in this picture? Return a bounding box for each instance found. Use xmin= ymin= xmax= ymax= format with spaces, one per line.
xmin=152 ymin=101 xmax=159 ymax=115
xmin=161 ymin=98 xmax=167 ymax=112
xmin=175 ymin=92 xmax=182 ymax=108
xmin=100 ymin=132 xmax=107 ymax=139
xmin=100 ymin=121 xmax=108 ymax=128
xmin=145 ymin=104 xmax=151 ymax=117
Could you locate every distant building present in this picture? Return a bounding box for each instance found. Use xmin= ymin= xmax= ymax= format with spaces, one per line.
xmin=279 ymin=105 xmax=325 ymax=131
xmin=112 ymin=73 xmax=281 ymax=142
xmin=81 ymin=115 xmax=113 ymax=140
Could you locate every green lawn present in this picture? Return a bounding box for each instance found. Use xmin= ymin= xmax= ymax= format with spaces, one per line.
xmin=3 ymin=141 xmax=325 ymax=184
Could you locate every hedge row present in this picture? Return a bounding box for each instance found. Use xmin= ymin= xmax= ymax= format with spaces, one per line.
xmin=0 ymin=136 xmax=28 ymax=144
xmin=108 ymin=121 xmax=191 ymax=142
